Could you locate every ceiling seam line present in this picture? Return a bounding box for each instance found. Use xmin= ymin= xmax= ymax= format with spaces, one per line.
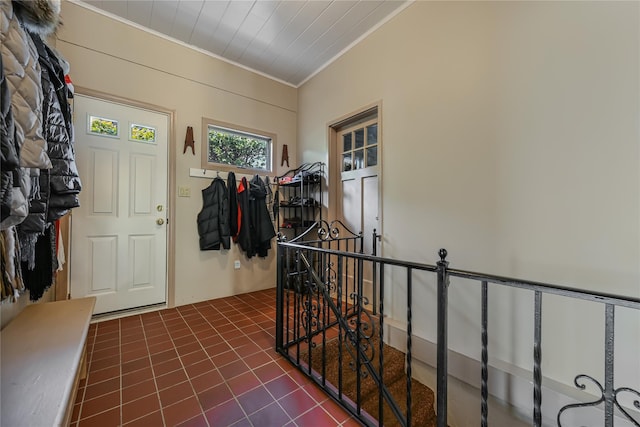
xmin=57 ymin=39 xmax=298 ymax=114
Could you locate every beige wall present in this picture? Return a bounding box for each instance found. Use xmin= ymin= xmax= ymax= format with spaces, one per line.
xmin=54 ymin=1 xmax=296 ymax=307
xmin=298 ymin=2 xmax=639 ymax=392
xmin=0 ymin=288 xmax=54 ymax=329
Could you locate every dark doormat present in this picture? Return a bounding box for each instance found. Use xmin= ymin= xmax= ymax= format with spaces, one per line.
xmin=301 ymin=331 xmax=437 ymax=427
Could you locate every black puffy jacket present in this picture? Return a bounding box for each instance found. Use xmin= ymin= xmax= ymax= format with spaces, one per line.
xmin=31 ymin=33 xmax=81 ymax=223
xmin=197 ymin=177 xmax=230 ymax=250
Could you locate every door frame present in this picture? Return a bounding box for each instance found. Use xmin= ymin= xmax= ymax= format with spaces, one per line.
xmin=72 ymin=87 xmax=177 ymax=309
xmin=327 ymin=100 xmax=383 ymax=255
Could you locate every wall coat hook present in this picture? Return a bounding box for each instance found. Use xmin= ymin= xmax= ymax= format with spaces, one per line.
xmin=281 ymin=144 xmax=289 ymax=167
xmin=184 ymin=126 xmax=195 ymax=155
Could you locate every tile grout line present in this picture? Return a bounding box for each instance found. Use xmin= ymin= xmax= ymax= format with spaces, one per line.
xmin=78 ymin=289 xmax=354 ymax=426
xmin=119 ymin=313 xmax=161 ymax=426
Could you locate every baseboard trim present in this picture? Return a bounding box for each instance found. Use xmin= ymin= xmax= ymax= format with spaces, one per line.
xmin=91 ymin=302 xmax=167 ymax=323
xmin=383 ymin=320 xmax=639 ymax=427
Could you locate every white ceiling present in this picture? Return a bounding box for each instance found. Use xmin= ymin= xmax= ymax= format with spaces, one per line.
xmin=76 ymin=0 xmax=410 ymax=87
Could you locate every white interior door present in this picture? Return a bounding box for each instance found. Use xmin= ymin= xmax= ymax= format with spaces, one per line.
xmin=70 ymin=94 xmax=168 ymax=314
xmin=338 ymin=118 xmax=380 ymax=310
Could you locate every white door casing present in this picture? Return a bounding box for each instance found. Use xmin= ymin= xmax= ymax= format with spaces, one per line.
xmin=70 ymin=94 xmax=168 ymax=314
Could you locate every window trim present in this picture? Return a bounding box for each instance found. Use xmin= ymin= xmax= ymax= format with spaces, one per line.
xmin=200 ymin=117 xmax=275 ymax=174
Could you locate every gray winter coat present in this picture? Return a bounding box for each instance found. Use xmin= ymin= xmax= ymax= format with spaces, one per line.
xmin=1 ymin=0 xmax=54 ymax=169
xmin=0 ymin=0 xmax=60 ymax=229
xmin=1 ymin=56 xmax=20 ymax=224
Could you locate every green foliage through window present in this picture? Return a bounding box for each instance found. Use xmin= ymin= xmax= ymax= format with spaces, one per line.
xmin=89 ymin=116 xmax=118 ymax=137
xmin=130 ymin=123 xmax=156 ymax=143
xmin=207 ymin=125 xmax=270 ymax=171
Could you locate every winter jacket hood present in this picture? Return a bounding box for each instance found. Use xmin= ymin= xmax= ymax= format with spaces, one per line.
xmin=12 ymin=0 xmax=62 ymax=37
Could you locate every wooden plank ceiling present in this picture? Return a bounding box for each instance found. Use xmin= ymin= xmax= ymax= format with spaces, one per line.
xmin=78 ymin=0 xmax=409 ymax=87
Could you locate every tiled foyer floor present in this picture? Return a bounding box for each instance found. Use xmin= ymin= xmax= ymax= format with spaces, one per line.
xmin=72 ymin=288 xmax=360 ymax=427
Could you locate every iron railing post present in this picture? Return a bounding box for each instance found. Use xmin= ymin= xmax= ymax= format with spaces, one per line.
xmin=372 ymin=229 xmax=378 ymax=315
xmin=604 ymin=303 xmax=615 ymax=427
xmin=436 ymin=248 xmax=449 ymax=427
xmin=533 ymin=291 xmax=542 ymax=426
xmin=481 ymin=281 xmax=489 ymax=427
xmin=275 ymin=239 xmax=284 ymax=352
xmin=406 ymin=267 xmax=413 ymax=426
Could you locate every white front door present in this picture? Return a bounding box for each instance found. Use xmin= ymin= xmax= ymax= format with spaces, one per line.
xmin=70 ymin=94 xmax=168 ymax=314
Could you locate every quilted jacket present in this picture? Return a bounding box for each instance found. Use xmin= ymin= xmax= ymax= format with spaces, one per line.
xmin=0 ymin=0 xmax=61 ymax=229
xmin=32 ymin=32 xmax=81 ymax=223
xmin=0 ymin=56 xmax=20 ymax=224
xmin=197 ymin=177 xmax=231 ymax=251
xmin=0 ymin=0 xmax=54 ymax=169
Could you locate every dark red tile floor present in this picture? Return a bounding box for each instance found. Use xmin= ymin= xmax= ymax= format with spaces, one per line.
xmin=72 ymin=288 xmax=361 ymax=427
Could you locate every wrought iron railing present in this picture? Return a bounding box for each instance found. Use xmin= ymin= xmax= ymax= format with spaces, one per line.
xmin=441 ymin=249 xmax=640 ymax=427
xmin=275 ymin=227 xmax=640 ymax=427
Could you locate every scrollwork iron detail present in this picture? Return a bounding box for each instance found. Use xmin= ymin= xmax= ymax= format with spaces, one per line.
xmin=306 ymin=219 xmax=361 ymax=241
xmin=302 ymin=296 xmax=323 ymax=339
xmin=557 ymin=374 xmax=640 ymax=426
xmin=340 ymin=301 xmax=376 ymax=378
xmin=325 ymin=261 xmax=337 ymax=295
xmin=614 ymin=387 xmax=640 ymax=426
xmin=344 ymin=327 xmax=374 ymax=379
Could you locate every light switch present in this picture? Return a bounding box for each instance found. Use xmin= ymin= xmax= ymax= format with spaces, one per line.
xmin=178 ymin=186 xmax=191 ymax=197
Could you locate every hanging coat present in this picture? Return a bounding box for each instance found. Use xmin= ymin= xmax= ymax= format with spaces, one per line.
xmin=248 ymin=174 xmax=276 ymax=258
xmin=197 ymin=177 xmax=230 ymax=251
xmin=236 ymin=177 xmax=252 ymax=255
xmin=29 ymin=32 xmax=81 ymax=222
xmin=227 ymin=171 xmax=239 ymax=241
xmin=0 ymin=55 xmax=20 ymax=224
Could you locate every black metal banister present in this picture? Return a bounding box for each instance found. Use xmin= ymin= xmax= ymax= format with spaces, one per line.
xmin=280 ymin=240 xmax=640 ymax=308
xmin=281 ymin=241 xmax=439 ymax=272
xmin=448 ymin=268 xmax=640 ymax=309
xmin=276 ymin=236 xmax=640 ymax=427
xmin=298 ymin=251 xmax=408 ymax=425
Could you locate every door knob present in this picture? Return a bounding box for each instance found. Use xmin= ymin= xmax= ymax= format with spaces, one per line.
xmin=156 ymin=218 xmax=165 ymax=225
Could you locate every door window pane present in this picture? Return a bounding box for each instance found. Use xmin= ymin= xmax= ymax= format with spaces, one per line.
xmin=342 ymin=153 xmax=352 ymax=171
xmin=89 ymin=115 xmax=119 ymax=138
xmin=354 ymin=150 xmax=364 ymax=170
xmin=343 ymin=134 xmax=352 ymax=152
xmin=366 ymin=146 xmax=377 ymax=167
xmin=130 ymin=123 xmax=156 ymax=143
xmin=366 ymin=124 xmax=377 ymax=146
xmin=355 ymin=128 xmax=364 ymax=149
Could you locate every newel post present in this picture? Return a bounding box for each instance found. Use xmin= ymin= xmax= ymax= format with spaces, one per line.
xmin=275 ymin=236 xmax=286 ymax=352
xmin=436 ymin=248 xmax=449 ymax=427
